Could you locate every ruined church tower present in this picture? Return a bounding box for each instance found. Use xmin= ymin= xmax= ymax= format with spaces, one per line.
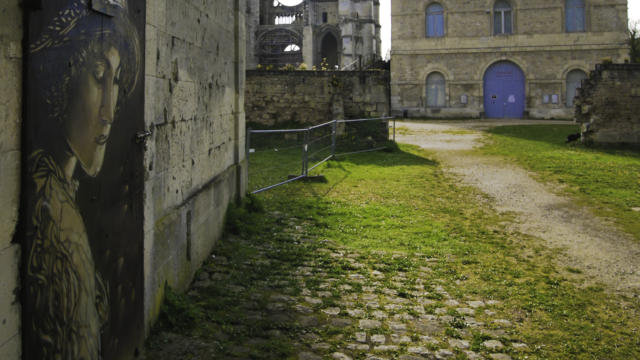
xmin=246 ymin=0 xmax=381 ymax=69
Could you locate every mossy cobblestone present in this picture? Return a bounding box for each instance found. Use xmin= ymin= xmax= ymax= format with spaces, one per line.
xmin=145 ymin=211 xmax=526 ymax=360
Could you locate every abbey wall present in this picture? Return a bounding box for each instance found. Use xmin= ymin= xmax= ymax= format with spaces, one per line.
xmin=575 ymin=64 xmax=640 ymax=145
xmin=245 ymin=70 xmax=390 ymax=126
xmin=391 ymin=0 xmax=628 ymax=119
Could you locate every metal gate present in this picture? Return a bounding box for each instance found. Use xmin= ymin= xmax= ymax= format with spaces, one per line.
xmin=483 ymin=61 xmax=526 ymax=118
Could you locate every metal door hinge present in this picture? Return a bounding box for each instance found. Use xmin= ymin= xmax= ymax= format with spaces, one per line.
xmin=135 ymin=130 xmax=152 ymax=144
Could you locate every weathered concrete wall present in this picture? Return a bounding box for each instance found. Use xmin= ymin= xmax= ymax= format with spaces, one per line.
xmin=0 ymin=1 xmax=21 ymax=359
xmin=245 ymin=70 xmax=390 ymax=126
xmin=575 ymin=64 xmax=640 ymax=145
xmin=391 ymin=0 xmax=628 ymax=119
xmin=143 ymin=0 xmax=247 ymax=336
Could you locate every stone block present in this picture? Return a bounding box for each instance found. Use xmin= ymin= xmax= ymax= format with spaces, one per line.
xmin=0 ymin=150 xmax=19 ymax=249
xmin=0 ymin=244 xmax=20 ymax=352
xmin=146 ymin=0 xmax=167 ymax=28
xmin=0 ymin=333 xmax=20 ymax=360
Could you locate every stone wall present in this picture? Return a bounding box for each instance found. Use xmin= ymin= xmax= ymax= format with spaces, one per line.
xmin=391 ymin=0 xmax=628 ymax=119
xmin=143 ymin=0 xmax=247 ymax=336
xmin=0 ymin=1 xmax=21 ymax=358
xmin=575 ymin=64 xmax=640 ymax=145
xmin=245 ymin=70 xmax=389 ymax=126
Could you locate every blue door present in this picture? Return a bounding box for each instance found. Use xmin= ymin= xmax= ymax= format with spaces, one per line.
xmin=483 ymin=61 xmax=525 ymax=118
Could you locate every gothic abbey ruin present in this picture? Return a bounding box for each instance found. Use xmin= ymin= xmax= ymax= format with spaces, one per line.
xmin=246 ymin=0 xmax=382 ymax=69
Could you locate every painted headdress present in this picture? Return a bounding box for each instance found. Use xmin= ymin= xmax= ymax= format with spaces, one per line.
xmin=30 ymin=0 xmax=141 ymax=95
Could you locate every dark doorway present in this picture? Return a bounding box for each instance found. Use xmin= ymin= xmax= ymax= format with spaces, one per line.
xmin=321 ymin=33 xmax=338 ymax=68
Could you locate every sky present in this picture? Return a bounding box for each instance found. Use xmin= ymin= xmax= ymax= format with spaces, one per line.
xmin=379 ymin=0 xmax=640 ymax=60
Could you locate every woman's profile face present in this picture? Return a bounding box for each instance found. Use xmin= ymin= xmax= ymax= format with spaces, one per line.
xmin=65 ymin=46 xmax=121 ymax=177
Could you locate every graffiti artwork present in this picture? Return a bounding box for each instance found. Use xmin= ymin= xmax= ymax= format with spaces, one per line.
xmin=23 ymin=0 xmax=145 ymax=358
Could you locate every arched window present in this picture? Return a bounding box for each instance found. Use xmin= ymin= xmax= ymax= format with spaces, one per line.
xmin=426 ymin=72 xmax=446 ymax=107
xmin=566 ymin=0 xmax=585 ymax=32
xmin=426 ymin=3 xmax=444 ymax=38
xmin=494 ymin=0 xmax=512 ymax=35
xmin=566 ymin=69 xmax=587 ymax=107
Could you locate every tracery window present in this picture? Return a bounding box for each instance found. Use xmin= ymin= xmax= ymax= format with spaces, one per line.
xmin=493 ymin=0 xmax=513 ymax=35
xmin=426 ymin=3 xmax=444 ymax=38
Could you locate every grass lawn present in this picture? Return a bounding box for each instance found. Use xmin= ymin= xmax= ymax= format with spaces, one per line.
xmin=479 ymin=125 xmax=640 ymax=241
xmin=153 ymin=142 xmax=640 ymax=359
xmin=260 ymin=144 xmax=640 ymax=358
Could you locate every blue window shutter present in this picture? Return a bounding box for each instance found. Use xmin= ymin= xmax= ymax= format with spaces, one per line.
xmin=428 ymin=14 xmax=435 ymax=36
xmin=576 ymin=3 xmax=585 ymax=31
xmin=436 ymin=13 xmax=444 ymax=36
xmin=494 ymin=12 xmax=502 ymax=34
xmin=427 ymin=4 xmax=444 ymax=38
xmin=566 ymin=0 xmax=585 ymax=32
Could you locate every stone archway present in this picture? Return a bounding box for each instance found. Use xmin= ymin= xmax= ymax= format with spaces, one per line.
xmin=320 ymin=33 xmax=338 ymax=68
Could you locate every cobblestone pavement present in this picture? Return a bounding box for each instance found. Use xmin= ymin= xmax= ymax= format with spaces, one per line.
xmin=145 ymin=212 xmax=530 ymax=360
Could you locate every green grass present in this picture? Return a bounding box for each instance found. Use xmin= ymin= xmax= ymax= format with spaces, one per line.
xmin=152 ymin=143 xmax=640 ymax=359
xmin=260 ymin=144 xmax=640 ymax=359
xmin=479 ymin=125 xmax=640 ymax=241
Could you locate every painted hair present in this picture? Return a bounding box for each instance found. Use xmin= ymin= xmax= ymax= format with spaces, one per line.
xmin=29 ymin=0 xmax=141 ymax=145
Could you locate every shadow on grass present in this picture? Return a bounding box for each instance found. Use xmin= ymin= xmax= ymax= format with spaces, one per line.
xmin=251 ymin=145 xmax=439 ymax=194
xmin=486 ymin=124 xmax=580 ymax=147
xmin=486 ymin=124 xmax=640 ymax=158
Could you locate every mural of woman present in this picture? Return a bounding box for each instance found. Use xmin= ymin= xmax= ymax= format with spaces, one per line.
xmin=23 ymin=0 xmax=140 ymax=358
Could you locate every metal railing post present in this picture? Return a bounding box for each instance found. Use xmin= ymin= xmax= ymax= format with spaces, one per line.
xmin=246 ymin=127 xmax=251 ymax=177
xmin=302 ymin=128 xmax=309 ymax=176
xmin=331 ymin=120 xmax=337 ymax=158
xmin=393 ymin=118 xmax=396 ymax=142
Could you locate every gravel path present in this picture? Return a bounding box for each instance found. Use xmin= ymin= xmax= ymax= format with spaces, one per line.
xmin=397 ymin=120 xmax=640 ymax=294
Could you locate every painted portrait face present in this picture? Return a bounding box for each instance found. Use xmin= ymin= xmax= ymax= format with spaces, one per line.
xmin=65 ymin=46 xmax=121 ymax=177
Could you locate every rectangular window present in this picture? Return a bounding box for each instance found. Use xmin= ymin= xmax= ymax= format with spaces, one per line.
xmin=494 ymin=12 xmax=502 ymax=34
xmin=504 ymin=11 xmax=512 ymax=33
xmin=566 ymin=0 xmax=585 ymax=32
xmin=322 ymin=12 xmax=328 ymax=23
xmin=494 ymin=10 xmax=512 ymax=35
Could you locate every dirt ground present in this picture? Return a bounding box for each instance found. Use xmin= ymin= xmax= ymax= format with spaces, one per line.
xmin=396 ymin=120 xmax=640 ymax=296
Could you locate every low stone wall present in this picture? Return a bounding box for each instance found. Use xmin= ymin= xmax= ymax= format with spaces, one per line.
xmin=574 ymin=64 xmax=640 ymax=146
xmin=245 ymin=70 xmax=390 ymax=126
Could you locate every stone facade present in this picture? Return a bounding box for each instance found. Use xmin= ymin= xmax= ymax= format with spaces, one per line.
xmin=0 ymin=1 xmax=246 ymax=358
xmin=575 ymin=63 xmax=640 ymax=145
xmin=143 ymin=0 xmax=247 ymax=336
xmin=0 ymin=1 xmax=21 ymax=358
xmin=246 ymin=0 xmax=381 ymax=69
xmin=391 ymin=0 xmax=628 ymax=119
xmin=245 ymin=70 xmax=390 ymax=126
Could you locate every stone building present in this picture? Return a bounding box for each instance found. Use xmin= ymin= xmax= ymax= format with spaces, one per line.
xmin=246 ymin=0 xmax=382 ymax=69
xmin=391 ymin=0 xmax=629 ymax=119
xmin=0 ymin=0 xmax=246 ymax=359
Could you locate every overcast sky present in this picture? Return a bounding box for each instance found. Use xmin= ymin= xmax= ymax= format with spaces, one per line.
xmin=379 ymin=0 xmax=640 ymax=59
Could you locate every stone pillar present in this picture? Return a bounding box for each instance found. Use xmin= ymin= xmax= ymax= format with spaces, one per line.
xmin=303 ymin=25 xmax=314 ymax=67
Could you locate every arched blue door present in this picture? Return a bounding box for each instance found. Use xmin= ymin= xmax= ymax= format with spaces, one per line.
xmin=483 ymin=61 xmax=525 ymax=118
